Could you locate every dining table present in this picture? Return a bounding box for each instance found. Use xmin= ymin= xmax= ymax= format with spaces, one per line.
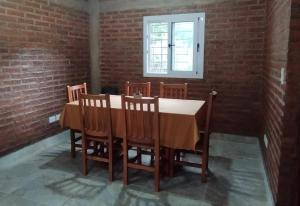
xmin=59 ymin=95 xmax=206 ymax=151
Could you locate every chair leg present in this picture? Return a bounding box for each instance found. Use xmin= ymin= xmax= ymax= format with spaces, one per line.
xmin=108 ymin=138 xmax=113 ymax=182
xmin=176 ymin=151 xmax=180 ymax=161
xmin=205 ymin=157 xmax=209 ymax=173
xmin=150 ymin=149 xmax=154 ymax=166
xmin=169 ymin=149 xmax=174 ymax=177
xmin=82 ymin=137 xmax=88 ymax=176
xmin=201 ymin=152 xmax=208 ymax=183
xmin=123 ymin=142 xmax=128 ymax=186
xmin=163 ymin=148 xmax=170 ymax=176
xmin=137 ymin=147 xmax=142 ymax=164
xmin=99 ymin=142 xmax=105 ymax=156
xmin=70 ymin=130 xmax=76 ymax=158
xmin=93 ymin=141 xmax=98 ymax=155
xmin=154 ymin=146 xmax=160 ymax=192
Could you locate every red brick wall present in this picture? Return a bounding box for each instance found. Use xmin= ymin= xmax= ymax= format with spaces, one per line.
xmin=288 ymin=4 xmax=300 ymax=206
xmin=99 ymin=0 xmax=266 ymax=136
xmin=263 ymin=0 xmax=291 ymax=201
xmin=276 ymin=1 xmax=300 ymax=205
xmin=0 ymin=0 xmax=89 ymax=155
xmin=263 ymin=0 xmax=300 ymax=205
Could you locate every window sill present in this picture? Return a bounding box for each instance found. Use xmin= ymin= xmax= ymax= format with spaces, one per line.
xmin=143 ymin=73 xmax=203 ymax=79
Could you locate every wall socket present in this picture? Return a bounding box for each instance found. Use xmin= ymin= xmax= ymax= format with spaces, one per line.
xmin=48 ymin=114 xmax=61 ymax=124
xmin=264 ymin=134 xmax=268 ymax=148
xmin=280 ymin=67 xmax=286 ymax=85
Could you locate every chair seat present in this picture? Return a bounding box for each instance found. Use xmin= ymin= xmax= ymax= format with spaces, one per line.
xmin=128 ymin=138 xmax=154 ymax=148
xmin=86 ymin=136 xmax=109 ymax=144
xmin=85 ymin=129 xmax=108 ymax=138
xmin=71 ymin=128 xmax=81 ymax=133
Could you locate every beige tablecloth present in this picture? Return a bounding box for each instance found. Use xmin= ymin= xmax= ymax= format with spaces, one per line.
xmin=59 ymin=95 xmax=206 ymax=150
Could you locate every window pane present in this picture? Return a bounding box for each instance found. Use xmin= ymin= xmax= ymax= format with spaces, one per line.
xmin=172 ymin=22 xmax=194 ymax=72
xmin=148 ymin=23 xmax=168 ymax=74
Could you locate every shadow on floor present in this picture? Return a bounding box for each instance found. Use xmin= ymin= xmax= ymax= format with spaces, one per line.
xmin=113 ymin=185 xmax=171 ymax=206
xmin=45 ymin=174 xmax=109 ymax=199
xmin=38 ymin=149 xmax=236 ymax=206
xmin=204 ymin=156 xmax=268 ymax=206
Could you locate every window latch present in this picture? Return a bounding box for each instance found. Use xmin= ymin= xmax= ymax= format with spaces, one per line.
xmin=168 ymin=43 xmax=175 ymax=48
xmin=197 ymin=43 xmax=200 ymax=52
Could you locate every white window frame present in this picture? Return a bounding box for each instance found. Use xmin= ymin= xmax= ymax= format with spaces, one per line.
xmin=143 ymin=13 xmax=205 ymax=79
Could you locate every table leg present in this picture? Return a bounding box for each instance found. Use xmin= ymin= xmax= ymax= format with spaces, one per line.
xmin=161 ymin=147 xmax=175 ymax=177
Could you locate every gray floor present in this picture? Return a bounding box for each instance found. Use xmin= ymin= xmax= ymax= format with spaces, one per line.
xmin=0 ymin=133 xmax=273 ymax=206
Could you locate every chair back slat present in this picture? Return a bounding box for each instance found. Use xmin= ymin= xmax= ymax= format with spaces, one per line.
xmin=79 ymin=93 xmax=112 ymax=137
xmin=159 ymin=82 xmax=187 ymax=99
xmin=125 ymin=81 xmax=151 ymax=97
xmin=67 ymin=83 xmax=87 ymax=102
xmin=121 ymin=95 xmax=159 ymax=145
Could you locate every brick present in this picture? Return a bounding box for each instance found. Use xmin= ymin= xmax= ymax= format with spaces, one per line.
xmin=23 ymin=0 xmax=41 ymax=9
xmin=35 ymin=20 xmax=49 ymax=27
xmin=0 ymin=7 xmax=5 ymax=14
xmin=6 ymin=9 xmax=25 ymax=17
xmin=25 ymin=12 xmax=41 ymax=20
xmin=0 ymin=14 xmax=18 ymax=22
xmin=18 ymin=17 xmax=34 ymax=24
xmin=0 ymin=1 xmax=18 ymax=9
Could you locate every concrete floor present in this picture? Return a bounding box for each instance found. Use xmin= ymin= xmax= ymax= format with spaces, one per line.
xmin=0 ymin=133 xmax=273 ymax=206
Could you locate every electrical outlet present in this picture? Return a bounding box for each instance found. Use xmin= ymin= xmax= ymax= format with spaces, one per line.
xmin=280 ymin=67 xmax=286 ymax=85
xmin=48 ymin=115 xmax=56 ymax=124
xmin=264 ymin=134 xmax=268 ymax=148
xmin=55 ymin=114 xmax=60 ymax=121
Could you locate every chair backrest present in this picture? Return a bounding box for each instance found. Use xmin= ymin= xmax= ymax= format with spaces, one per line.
xmin=78 ymin=93 xmax=112 ymax=138
xmin=205 ymin=90 xmax=218 ymax=135
xmin=67 ymin=83 xmax=87 ymax=102
xmin=121 ymin=94 xmax=159 ymax=146
xmin=159 ymin=82 xmax=188 ymax=99
xmin=125 ymin=81 xmax=151 ymax=97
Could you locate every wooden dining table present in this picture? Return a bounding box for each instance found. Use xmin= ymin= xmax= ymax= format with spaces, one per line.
xmin=59 ymin=95 xmax=206 ymax=151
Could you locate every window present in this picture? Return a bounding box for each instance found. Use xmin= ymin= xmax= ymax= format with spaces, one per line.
xmin=143 ymin=13 xmax=205 ymax=79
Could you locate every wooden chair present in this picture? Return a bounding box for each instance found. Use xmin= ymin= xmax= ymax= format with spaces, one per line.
xmin=121 ymin=95 xmax=161 ymax=192
xmin=159 ymin=82 xmax=188 ymax=176
xmin=124 ymin=81 xmax=151 ymax=161
xmin=67 ymin=83 xmax=87 ymax=102
xmin=174 ymin=91 xmax=217 ymax=182
xmin=66 ymin=83 xmax=87 ymax=158
xmin=125 ymin=81 xmax=151 ymax=97
xmin=78 ymin=93 xmax=114 ymax=181
xmin=159 ymin=82 xmax=188 ymax=99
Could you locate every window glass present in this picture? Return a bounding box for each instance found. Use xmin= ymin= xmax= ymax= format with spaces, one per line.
xmin=148 ymin=23 xmax=168 ymax=74
xmin=172 ymin=22 xmax=194 ymax=72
